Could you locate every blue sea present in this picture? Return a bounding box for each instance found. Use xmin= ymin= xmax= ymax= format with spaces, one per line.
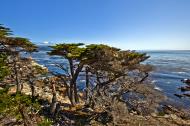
xmin=144 ymin=50 xmax=190 ymax=108
xmin=30 ymin=46 xmax=190 ymax=108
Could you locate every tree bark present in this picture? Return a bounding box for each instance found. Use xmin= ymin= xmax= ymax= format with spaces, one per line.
xmin=72 ymin=63 xmax=84 ymax=103
xmin=29 ymin=79 xmax=35 ymax=102
xmin=85 ymin=67 xmax=89 ymax=103
xmin=68 ymin=60 xmax=85 ymax=105
xmin=50 ymin=80 xmax=57 ymax=116
xmin=73 ymin=82 xmax=79 ymax=103
xmin=19 ymin=105 xmax=34 ymax=126
xmin=68 ymin=59 xmax=75 ymax=105
xmin=69 ymin=81 xmax=75 ymax=106
xmin=13 ymin=56 xmax=21 ymax=93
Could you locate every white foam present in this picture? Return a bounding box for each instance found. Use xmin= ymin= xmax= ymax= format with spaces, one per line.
xmin=154 ymin=86 xmax=163 ymax=91
xmin=80 ymin=80 xmax=86 ymax=82
xmin=172 ymin=72 xmax=186 ymax=74
xmin=151 ymin=80 xmax=157 ymax=83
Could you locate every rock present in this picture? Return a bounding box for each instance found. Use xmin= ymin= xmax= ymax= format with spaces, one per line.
xmin=181 ymin=79 xmax=190 ymax=84
xmin=21 ymin=83 xmax=32 ymax=95
xmin=163 ymin=114 xmax=170 ymax=118
xmin=0 ymin=117 xmax=18 ymax=126
xmin=174 ymin=93 xmax=184 ymax=98
xmin=35 ymin=80 xmax=44 ymax=87
xmin=81 ymin=107 xmax=94 ymax=113
xmin=179 ymin=86 xmax=190 ymax=92
xmin=42 ymin=92 xmax=52 ymax=102
xmin=31 ymin=60 xmax=48 ymax=70
xmin=170 ymin=114 xmax=177 ymax=120
xmin=162 ymin=105 xmax=180 ymax=115
xmin=8 ymin=86 xmax=16 ymax=94
xmin=57 ymin=87 xmax=67 ymax=94
xmin=44 ymin=86 xmax=50 ymax=92
xmin=183 ymin=93 xmax=190 ymax=97
xmin=151 ymin=113 xmax=157 ymax=117
xmin=78 ymin=92 xmax=85 ymax=99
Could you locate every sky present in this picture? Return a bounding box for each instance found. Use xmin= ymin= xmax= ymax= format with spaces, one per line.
xmin=0 ymin=0 xmax=190 ymax=50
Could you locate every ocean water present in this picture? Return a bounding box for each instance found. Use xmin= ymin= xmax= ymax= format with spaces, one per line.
xmin=145 ymin=50 xmax=190 ymax=108
xmin=30 ymin=46 xmax=190 ymax=108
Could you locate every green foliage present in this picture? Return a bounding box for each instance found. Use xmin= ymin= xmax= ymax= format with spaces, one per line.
xmin=49 ymin=43 xmax=148 ymax=66
xmin=0 ymin=53 xmax=9 ymax=80
xmin=0 ymin=24 xmax=37 ymax=52
xmin=0 ymin=88 xmax=41 ymax=119
xmin=0 ymin=24 xmax=38 ymax=96
xmin=37 ymin=118 xmax=52 ymax=126
xmin=0 ymin=24 xmax=37 ymax=80
xmin=33 ymin=65 xmax=48 ymax=75
xmin=49 ymin=43 xmax=150 ymax=106
xmin=84 ymin=44 xmax=117 ymax=59
xmin=49 ymin=43 xmax=86 ymax=59
xmin=86 ymin=44 xmax=120 ymax=51
xmin=0 ymin=24 xmax=12 ymax=38
xmin=6 ymin=37 xmax=37 ymax=52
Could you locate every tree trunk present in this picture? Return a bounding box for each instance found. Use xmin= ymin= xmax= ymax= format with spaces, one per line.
xmin=85 ymin=67 xmax=89 ymax=103
xmin=50 ymin=81 xmax=57 ymax=116
xmin=73 ymin=82 xmax=79 ymax=103
xmin=29 ymin=80 xmax=35 ymax=102
xmin=13 ymin=56 xmax=21 ymax=93
xmin=68 ymin=59 xmax=75 ymax=105
xmin=72 ymin=63 xmax=84 ymax=104
xmin=31 ymin=84 xmax=35 ymax=101
xmin=27 ymin=74 xmax=35 ymax=101
xmin=19 ymin=105 xmax=33 ymax=126
xmin=60 ymin=77 xmax=73 ymax=106
xmin=69 ymin=82 xmax=75 ymax=106
xmin=68 ymin=60 xmax=84 ymax=105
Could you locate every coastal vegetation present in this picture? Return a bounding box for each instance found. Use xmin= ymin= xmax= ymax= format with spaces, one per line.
xmin=1 ymin=24 xmax=190 ymax=125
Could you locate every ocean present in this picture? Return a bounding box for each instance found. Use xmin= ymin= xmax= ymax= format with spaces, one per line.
xmin=145 ymin=50 xmax=190 ymax=108
xmin=30 ymin=46 xmax=190 ymax=108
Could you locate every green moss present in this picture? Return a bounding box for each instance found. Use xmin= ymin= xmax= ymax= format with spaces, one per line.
xmin=157 ymin=111 xmax=165 ymax=116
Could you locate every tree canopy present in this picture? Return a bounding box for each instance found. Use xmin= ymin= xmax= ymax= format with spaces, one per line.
xmin=48 ymin=43 xmax=150 ymax=107
xmin=0 ymin=24 xmax=37 ymax=92
xmin=0 ymin=24 xmax=37 ymax=52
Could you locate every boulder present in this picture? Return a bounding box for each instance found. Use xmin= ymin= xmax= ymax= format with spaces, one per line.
xmin=174 ymin=94 xmax=184 ymax=98
xmin=8 ymin=86 xmax=16 ymax=94
xmin=183 ymin=93 xmax=190 ymax=97
xmin=181 ymin=79 xmax=190 ymax=84
xmin=179 ymin=86 xmax=190 ymax=92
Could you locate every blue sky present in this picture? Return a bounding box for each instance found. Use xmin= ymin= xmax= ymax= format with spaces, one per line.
xmin=0 ymin=0 xmax=190 ymax=50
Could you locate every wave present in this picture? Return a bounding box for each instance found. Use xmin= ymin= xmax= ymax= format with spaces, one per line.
xmin=154 ymin=86 xmax=163 ymax=91
xmin=172 ymin=72 xmax=186 ymax=74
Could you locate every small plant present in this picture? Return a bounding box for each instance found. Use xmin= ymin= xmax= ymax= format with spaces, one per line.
xmin=0 ymin=53 xmax=9 ymax=80
xmin=38 ymin=117 xmax=52 ymax=126
xmin=0 ymin=88 xmax=41 ymax=125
